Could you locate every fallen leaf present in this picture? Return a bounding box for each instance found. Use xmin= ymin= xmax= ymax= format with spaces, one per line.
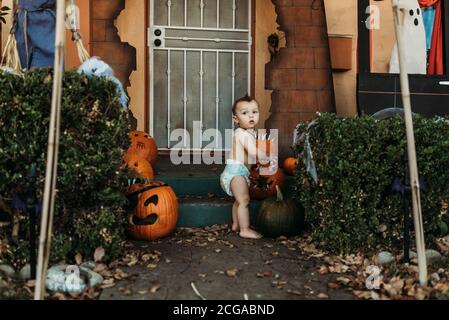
xmin=94 ymin=247 xmax=105 ymax=262
xmin=51 ymin=292 xmax=67 ymax=300
xmin=256 ymin=271 xmax=273 ymax=278
xmin=317 ymin=293 xmax=329 ymax=299
xmin=287 ymin=289 xmax=302 ymax=296
xmin=75 ymin=253 xmax=82 ymax=265
xmin=319 ymin=265 xmax=329 ymax=275
xmin=328 ymin=282 xmax=340 ymax=289
xmin=150 ymin=285 xmax=161 ymax=293
xmin=94 ymin=263 xmax=108 ymax=273
xmin=101 ymin=278 xmax=115 ymax=289
xmin=226 ymin=268 xmax=239 ymax=278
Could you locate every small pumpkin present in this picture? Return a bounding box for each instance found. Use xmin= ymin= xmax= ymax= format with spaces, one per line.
xmin=249 ymin=165 xmax=285 ymax=200
xmin=127 ymin=182 xmax=179 ymax=241
xmin=256 ymin=186 xmax=305 ymax=238
xmin=283 ymin=157 xmax=299 ymax=175
xmin=127 ymin=130 xmax=158 ymax=166
xmin=123 ymin=153 xmax=154 ymax=181
xmin=256 ymin=137 xmax=272 ymax=165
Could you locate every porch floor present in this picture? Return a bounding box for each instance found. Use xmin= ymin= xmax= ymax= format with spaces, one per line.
xmin=100 ymin=227 xmax=356 ymax=300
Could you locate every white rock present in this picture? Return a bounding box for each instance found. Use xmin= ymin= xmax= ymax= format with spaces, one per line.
xmin=81 ymin=261 xmax=96 ymax=270
xmin=0 ymin=265 xmax=16 ymax=278
xmin=377 ymin=251 xmax=395 ymax=265
xmin=425 ymin=249 xmax=441 ymax=261
xmin=19 ymin=264 xmax=31 ymax=281
xmin=398 ymin=250 xmax=417 ymax=261
xmin=46 ymin=264 xmax=104 ymax=294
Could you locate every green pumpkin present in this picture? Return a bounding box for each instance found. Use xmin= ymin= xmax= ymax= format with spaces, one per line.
xmin=256 ymin=186 xmax=305 ymax=238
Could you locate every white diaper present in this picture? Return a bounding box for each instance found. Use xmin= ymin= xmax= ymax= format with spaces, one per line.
xmin=220 ymin=159 xmax=251 ymax=197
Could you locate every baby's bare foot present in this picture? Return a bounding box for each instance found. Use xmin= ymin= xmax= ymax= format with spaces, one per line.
xmin=239 ymin=229 xmax=262 ymax=239
xmin=232 ymin=223 xmax=240 ymax=233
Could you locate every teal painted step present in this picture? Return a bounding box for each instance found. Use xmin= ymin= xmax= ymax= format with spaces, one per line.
xmin=159 ymin=175 xmax=296 ymax=197
xmin=177 ymin=198 xmax=261 ymax=228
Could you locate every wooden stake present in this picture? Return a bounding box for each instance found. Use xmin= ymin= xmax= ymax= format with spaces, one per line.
xmin=392 ymin=0 xmax=428 ymax=286
xmin=34 ymin=0 xmax=66 ymax=300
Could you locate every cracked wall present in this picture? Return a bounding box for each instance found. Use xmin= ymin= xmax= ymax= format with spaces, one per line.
xmin=266 ymin=0 xmax=336 ymax=160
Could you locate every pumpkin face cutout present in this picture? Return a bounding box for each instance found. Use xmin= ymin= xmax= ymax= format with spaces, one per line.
xmin=127 ymin=182 xmax=179 ymax=241
xmin=283 ymin=157 xmax=299 ymax=176
xmin=127 ymin=131 xmax=158 ymax=166
xmin=249 ymin=166 xmax=285 ymax=200
xmin=123 ymin=154 xmax=154 ymax=181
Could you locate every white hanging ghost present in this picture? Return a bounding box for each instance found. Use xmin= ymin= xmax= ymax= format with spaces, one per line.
xmin=389 ymin=0 xmax=427 ymax=74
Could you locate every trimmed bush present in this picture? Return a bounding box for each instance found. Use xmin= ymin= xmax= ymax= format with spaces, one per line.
xmin=0 ymin=69 xmax=131 ymax=267
xmin=294 ymin=113 xmax=449 ymax=254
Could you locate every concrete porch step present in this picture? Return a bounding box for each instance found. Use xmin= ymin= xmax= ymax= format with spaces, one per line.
xmin=157 ymin=175 xmax=296 ymax=198
xmin=177 ymin=196 xmax=261 ymax=228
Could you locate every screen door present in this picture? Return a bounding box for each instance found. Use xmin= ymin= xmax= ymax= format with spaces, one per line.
xmin=149 ymin=0 xmax=251 ymax=151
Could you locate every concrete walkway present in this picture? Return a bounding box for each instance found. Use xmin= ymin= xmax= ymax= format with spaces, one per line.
xmin=100 ymin=227 xmax=355 ymax=300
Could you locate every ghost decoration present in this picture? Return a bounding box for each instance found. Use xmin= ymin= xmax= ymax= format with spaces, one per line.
xmin=78 ymin=57 xmax=129 ymax=109
xmin=389 ymin=0 xmax=427 ymax=75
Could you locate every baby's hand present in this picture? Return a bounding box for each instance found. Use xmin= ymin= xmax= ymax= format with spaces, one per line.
xmin=260 ymin=156 xmax=278 ymax=175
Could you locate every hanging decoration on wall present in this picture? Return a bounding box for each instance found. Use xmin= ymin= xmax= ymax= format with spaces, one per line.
xmin=418 ymin=0 xmax=443 ymax=75
xmin=15 ymin=0 xmax=58 ymax=70
xmin=78 ymin=57 xmax=129 ymax=108
xmin=389 ymin=0 xmax=427 ymax=74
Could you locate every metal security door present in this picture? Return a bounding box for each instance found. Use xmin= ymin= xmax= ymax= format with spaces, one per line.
xmin=149 ymin=0 xmax=251 ymax=151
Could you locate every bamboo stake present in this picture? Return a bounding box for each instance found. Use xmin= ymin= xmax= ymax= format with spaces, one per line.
xmin=34 ymin=0 xmax=66 ymax=300
xmin=392 ymin=0 xmax=428 ymax=286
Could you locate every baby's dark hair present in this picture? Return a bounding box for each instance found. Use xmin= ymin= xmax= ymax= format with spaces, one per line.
xmin=232 ymin=95 xmax=257 ymax=115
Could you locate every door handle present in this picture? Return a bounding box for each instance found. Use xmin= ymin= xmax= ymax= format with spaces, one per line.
xmin=439 ymin=81 xmax=449 ymax=86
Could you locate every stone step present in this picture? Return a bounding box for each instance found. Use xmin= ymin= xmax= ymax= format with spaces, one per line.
xmin=158 ymin=175 xmax=296 ymax=197
xmin=177 ymin=197 xmax=261 ymax=228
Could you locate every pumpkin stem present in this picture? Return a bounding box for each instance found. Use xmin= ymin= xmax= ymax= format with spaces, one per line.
xmin=275 ymin=185 xmax=284 ymax=202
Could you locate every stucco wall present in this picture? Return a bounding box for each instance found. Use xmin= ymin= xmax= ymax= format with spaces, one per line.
xmin=255 ymin=0 xmax=285 ymax=129
xmin=116 ymin=0 xmax=146 ymax=131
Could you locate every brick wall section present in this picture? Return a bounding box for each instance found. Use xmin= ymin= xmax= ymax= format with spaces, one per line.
xmin=265 ymin=0 xmax=335 ymax=160
xmin=90 ymin=0 xmax=135 ymax=87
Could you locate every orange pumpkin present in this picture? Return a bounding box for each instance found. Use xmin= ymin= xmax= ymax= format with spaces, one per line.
xmin=123 ymin=154 xmax=154 ymax=181
xmin=249 ymin=166 xmax=285 ymax=200
xmin=283 ymin=157 xmax=299 ymax=175
xmin=127 ymin=182 xmax=179 ymax=241
xmin=127 ymin=130 xmax=158 ymax=166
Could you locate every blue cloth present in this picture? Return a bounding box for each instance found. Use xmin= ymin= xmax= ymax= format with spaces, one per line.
xmin=422 ymin=5 xmax=436 ymax=50
xmin=15 ymin=0 xmax=56 ymax=69
xmin=220 ymin=159 xmax=250 ymax=197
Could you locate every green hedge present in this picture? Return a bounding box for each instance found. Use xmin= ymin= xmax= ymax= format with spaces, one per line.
xmin=294 ymin=113 xmax=449 ymax=254
xmin=0 ymin=69 xmax=131 ymax=268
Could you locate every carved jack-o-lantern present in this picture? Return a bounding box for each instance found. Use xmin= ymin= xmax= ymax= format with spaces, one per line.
xmin=127 ymin=182 xmax=179 ymax=241
xmin=123 ymin=153 xmax=154 ymax=181
xmin=249 ymin=166 xmax=285 ymax=200
xmin=127 ymin=131 xmax=158 ymax=166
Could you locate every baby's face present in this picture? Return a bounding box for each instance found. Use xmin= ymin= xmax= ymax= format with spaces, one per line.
xmin=233 ymin=100 xmax=260 ymax=130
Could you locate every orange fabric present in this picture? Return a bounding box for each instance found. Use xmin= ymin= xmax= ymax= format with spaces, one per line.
xmin=418 ymin=0 xmax=439 ymax=7
xmin=419 ymin=0 xmax=444 ymax=74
